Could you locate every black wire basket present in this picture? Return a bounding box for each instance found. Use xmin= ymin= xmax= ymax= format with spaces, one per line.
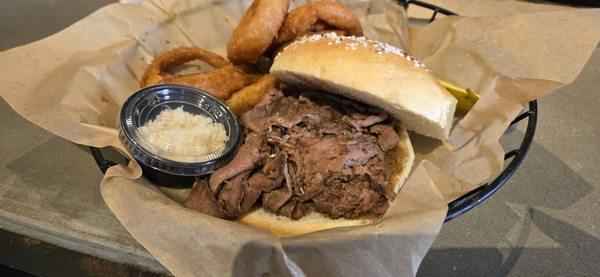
xmin=90 ymin=0 xmax=538 ymax=223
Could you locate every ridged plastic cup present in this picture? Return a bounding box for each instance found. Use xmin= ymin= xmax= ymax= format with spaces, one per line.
xmin=119 ymin=84 xmax=240 ymax=187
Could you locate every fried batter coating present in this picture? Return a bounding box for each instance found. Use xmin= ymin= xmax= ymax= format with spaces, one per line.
xmin=227 ymin=0 xmax=290 ymax=64
xmin=141 ymin=47 xmax=253 ymax=99
xmin=275 ymin=1 xmax=362 ymax=46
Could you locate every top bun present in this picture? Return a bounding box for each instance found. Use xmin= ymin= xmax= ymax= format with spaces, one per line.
xmin=270 ymin=33 xmax=457 ymax=140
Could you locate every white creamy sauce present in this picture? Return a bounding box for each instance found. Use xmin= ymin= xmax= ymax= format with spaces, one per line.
xmin=136 ymin=107 xmax=228 ymax=162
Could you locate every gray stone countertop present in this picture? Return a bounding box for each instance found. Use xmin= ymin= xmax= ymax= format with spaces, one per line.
xmin=1 ymin=0 xmax=598 ymax=275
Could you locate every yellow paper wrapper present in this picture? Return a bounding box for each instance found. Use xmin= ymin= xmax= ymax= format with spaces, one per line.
xmin=1 ymin=0 xmax=599 ymax=275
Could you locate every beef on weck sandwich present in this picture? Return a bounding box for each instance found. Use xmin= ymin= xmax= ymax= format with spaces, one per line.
xmin=184 ymin=33 xmax=457 ymax=237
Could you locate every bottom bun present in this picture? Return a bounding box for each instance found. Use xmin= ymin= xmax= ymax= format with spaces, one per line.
xmin=237 ymin=123 xmax=414 ymax=237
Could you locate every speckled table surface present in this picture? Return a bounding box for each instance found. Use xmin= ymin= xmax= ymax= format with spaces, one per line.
xmin=1 ymin=1 xmax=598 ymax=276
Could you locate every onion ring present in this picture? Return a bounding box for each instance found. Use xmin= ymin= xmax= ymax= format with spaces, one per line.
xmin=140 ymin=47 xmax=255 ymax=99
xmin=141 ymin=47 xmax=231 ymax=87
xmin=275 ymin=1 xmax=363 ymax=46
xmin=159 ymin=65 xmax=252 ymax=100
xmin=226 ymin=75 xmax=279 ymax=116
xmin=227 ymin=0 xmax=290 ymax=64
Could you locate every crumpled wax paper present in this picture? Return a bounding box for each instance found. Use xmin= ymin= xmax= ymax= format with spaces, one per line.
xmin=1 ymin=0 xmax=599 ymax=275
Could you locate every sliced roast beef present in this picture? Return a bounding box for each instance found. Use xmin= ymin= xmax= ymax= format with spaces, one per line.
xmin=257 ymin=89 xmax=284 ymax=107
xmin=247 ymin=153 xmax=286 ymax=192
xmin=242 ymin=90 xmax=284 ymax=132
xmin=334 ymin=142 xmax=381 ymax=170
xmin=209 ymin=132 xmax=268 ymax=194
xmin=370 ymin=124 xmax=400 ymax=152
xmin=296 ymin=171 xmax=325 ymax=201
xmin=344 ymin=113 xmax=388 ymax=131
xmin=278 ymin=200 xmax=313 ymax=219
xmin=217 ymin=170 xmax=251 ymax=217
xmin=278 ymin=201 xmax=297 ymax=218
xmin=267 ymin=97 xmax=307 ymax=128
xmin=183 ymin=179 xmax=228 ymax=219
xmin=242 ymin=107 xmax=269 ymax=133
xmin=312 ymin=175 xmax=388 ymax=219
xmin=240 ymin=180 xmax=262 ymax=213
xmin=263 ymin=185 xmax=292 ymax=212
xmin=187 ymin=89 xmax=403 ymax=221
